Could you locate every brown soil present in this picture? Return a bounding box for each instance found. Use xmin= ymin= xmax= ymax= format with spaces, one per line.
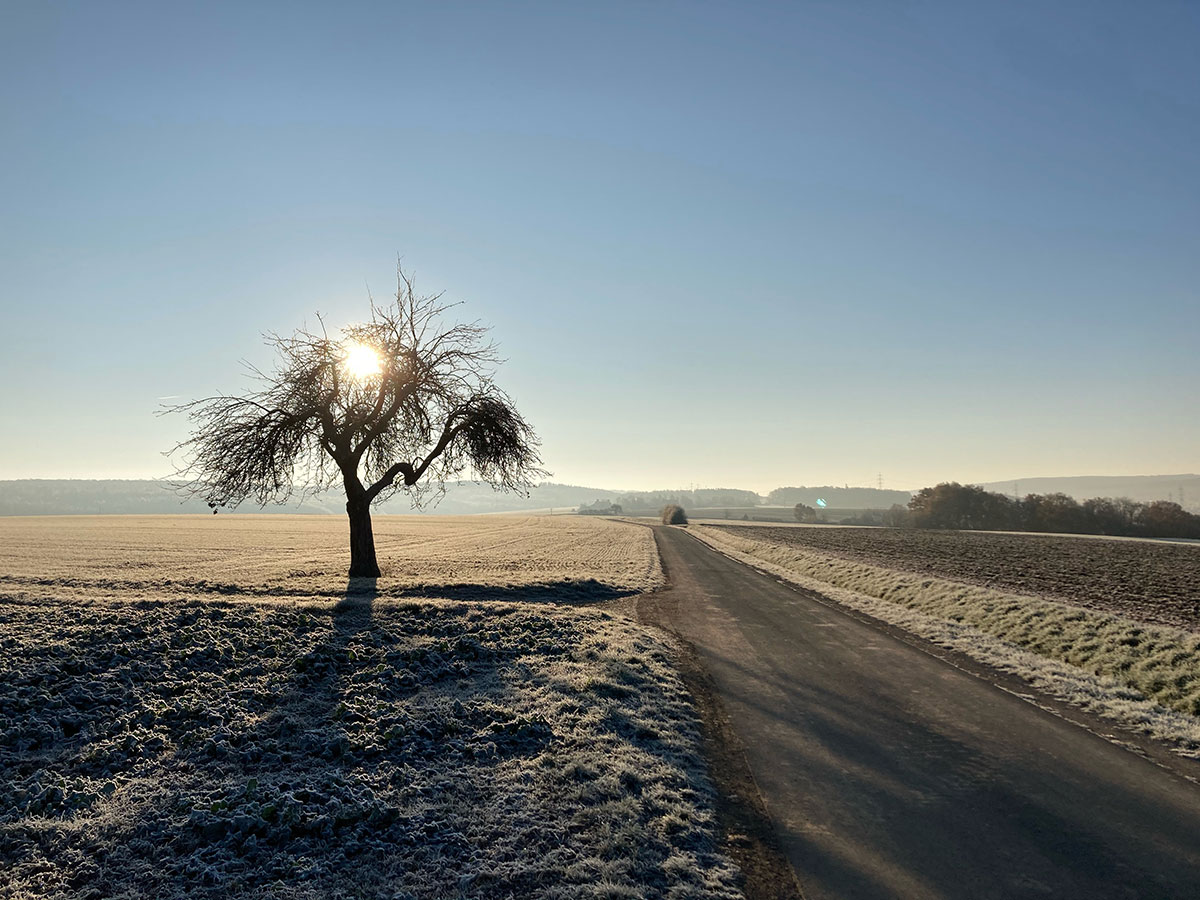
xmin=716 ymin=525 xmax=1200 ymax=632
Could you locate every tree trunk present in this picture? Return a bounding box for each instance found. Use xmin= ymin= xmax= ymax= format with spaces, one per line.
xmin=347 ymin=498 xmax=381 ymax=578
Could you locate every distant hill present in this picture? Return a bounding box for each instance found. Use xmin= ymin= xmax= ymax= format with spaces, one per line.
xmin=604 ymin=488 xmax=764 ymax=515
xmin=979 ymin=474 xmax=1200 ymax=511
xmin=379 ymin=482 xmax=621 ymax=515
xmin=0 ymin=480 xmax=619 ymax=517
xmin=766 ymin=486 xmax=912 ymax=509
xmin=0 ymin=480 xmax=320 ymax=516
xmin=0 ymin=480 xmax=762 ymax=517
xmin=9 ymin=476 xmax=1193 ymax=517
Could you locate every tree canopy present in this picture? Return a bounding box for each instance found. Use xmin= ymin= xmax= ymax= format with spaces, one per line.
xmin=169 ymin=268 xmax=544 ymax=576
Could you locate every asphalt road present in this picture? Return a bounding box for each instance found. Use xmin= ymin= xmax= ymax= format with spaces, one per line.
xmin=646 ymin=525 xmax=1200 ymax=900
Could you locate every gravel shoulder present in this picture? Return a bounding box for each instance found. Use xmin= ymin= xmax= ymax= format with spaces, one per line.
xmin=635 ymin=553 xmax=803 ymax=900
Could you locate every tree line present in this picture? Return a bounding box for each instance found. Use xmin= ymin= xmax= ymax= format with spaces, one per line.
xmin=583 ymin=488 xmax=762 ymax=513
xmin=770 ymin=485 xmax=912 ymax=508
xmin=900 ymin=482 xmax=1200 ymax=539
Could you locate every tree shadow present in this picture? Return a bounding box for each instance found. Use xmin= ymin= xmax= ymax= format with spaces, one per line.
xmin=334 ymin=576 xmax=379 ymax=637
xmin=392 ymin=578 xmax=636 ymax=606
xmin=342 ymin=576 xmax=380 ymax=602
xmin=129 ymin=581 xmax=538 ymax=894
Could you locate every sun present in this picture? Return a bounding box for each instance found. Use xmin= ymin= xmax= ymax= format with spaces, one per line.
xmin=342 ymin=342 xmax=382 ymax=380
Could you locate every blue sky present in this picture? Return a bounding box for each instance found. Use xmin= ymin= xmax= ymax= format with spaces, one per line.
xmin=2 ymin=1 xmax=1197 ymax=493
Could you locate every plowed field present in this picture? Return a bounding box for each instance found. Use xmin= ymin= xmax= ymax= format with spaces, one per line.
xmin=714 ymin=525 xmax=1200 ymax=632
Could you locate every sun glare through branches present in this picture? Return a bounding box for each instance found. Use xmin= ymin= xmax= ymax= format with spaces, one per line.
xmin=342 ymin=341 xmax=382 ymax=381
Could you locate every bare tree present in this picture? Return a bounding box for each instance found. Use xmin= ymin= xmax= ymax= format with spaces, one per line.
xmin=167 ymin=268 xmax=545 ymax=577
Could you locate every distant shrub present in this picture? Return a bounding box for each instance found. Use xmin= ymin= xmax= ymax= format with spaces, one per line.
xmin=882 ymin=504 xmax=910 ymax=528
xmin=839 ymin=510 xmax=884 ymax=527
xmin=661 ymin=504 xmax=688 ymax=525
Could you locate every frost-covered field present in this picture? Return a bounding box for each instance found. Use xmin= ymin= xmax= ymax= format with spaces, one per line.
xmin=0 ymin=515 xmax=663 ymax=601
xmin=0 ymin=516 xmax=741 ymax=900
xmin=692 ymin=525 xmax=1200 ymax=756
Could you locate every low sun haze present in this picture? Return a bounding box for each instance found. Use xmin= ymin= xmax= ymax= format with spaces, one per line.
xmin=2 ymin=2 xmax=1197 ymax=493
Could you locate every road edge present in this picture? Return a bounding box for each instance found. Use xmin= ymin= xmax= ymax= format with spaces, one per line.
xmin=632 ymin=524 xmax=805 ymax=900
xmin=684 ymin=525 xmax=1200 ymax=788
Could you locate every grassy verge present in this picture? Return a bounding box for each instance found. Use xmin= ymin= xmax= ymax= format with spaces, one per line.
xmin=691 ymin=526 xmax=1200 ymax=756
xmin=0 ymin=591 xmax=741 ymax=899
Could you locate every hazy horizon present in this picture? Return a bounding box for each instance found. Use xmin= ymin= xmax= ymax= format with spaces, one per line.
xmin=3 ymin=468 xmax=1197 ymax=497
xmin=3 ymin=2 xmax=1197 ymax=490
xmin=2 ymin=472 xmax=1198 ymax=501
